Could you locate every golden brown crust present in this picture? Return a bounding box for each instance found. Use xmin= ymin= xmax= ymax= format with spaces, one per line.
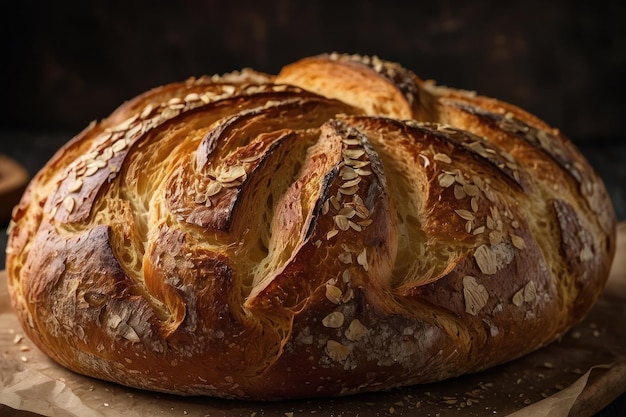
xmin=5 ymin=53 xmax=616 ymax=400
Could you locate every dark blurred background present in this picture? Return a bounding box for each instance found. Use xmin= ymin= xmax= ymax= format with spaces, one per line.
xmin=0 ymin=1 xmax=625 ymax=415
xmin=1 ymin=0 xmax=625 ymax=141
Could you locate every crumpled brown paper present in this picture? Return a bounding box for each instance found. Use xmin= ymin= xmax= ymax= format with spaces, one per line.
xmin=2 ymin=224 xmax=625 ymax=417
xmin=0 ymin=368 xmax=104 ymax=417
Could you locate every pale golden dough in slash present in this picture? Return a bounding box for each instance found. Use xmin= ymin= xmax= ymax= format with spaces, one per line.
xmin=5 ymin=53 xmax=616 ymax=400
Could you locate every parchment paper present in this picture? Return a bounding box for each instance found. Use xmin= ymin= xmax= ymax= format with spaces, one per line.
xmin=2 ymin=223 xmax=625 ymax=417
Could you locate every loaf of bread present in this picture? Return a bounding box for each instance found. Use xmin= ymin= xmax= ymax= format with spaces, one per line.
xmin=5 ymin=53 xmax=616 ymax=400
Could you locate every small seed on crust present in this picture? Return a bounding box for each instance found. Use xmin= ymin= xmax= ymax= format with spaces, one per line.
xmin=489 ymin=230 xmax=503 ymax=246
xmin=334 ymin=215 xmax=350 ymax=231
xmin=322 ymin=311 xmax=345 ymax=328
xmin=342 ymin=269 xmax=351 ymax=283
xmin=510 ymin=233 xmax=526 ymax=250
xmin=474 ymin=244 xmax=497 ymax=275
xmin=184 ymin=93 xmax=200 ymax=103
xmin=338 ymin=252 xmax=352 ymax=264
xmin=464 ymin=183 xmax=480 ymax=197
xmin=523 ymin=281 xmax=537 ymax=303
xmin=473 ymin=226 xmax=486 ymax=235
xmin=471 ymin=197 xmax=479 ymax=212
xmin=338 ymin=206 xmax=356 ymax=218
xmin=339 ymin=185 xmax=359 ymax=195
xmin=322 ymin=200 xmax=330 ymax=215
xmin=454 ymin=185 xmax=466 ymax=200
xmin=348 ymin=220 xmax=362 ymax=231
xmin=345 ymin=319 xmax=369 ymax=341
xmin=463 ymin=275 xmax=489 ymax=316
xmin=205 ymin=181 xmax=223 ymax=197
xmin=222 ymin=85 xmax=236 ymax=95
xmin=325 ymin=284 xmax=343 ymax=304
xmin=140 ymin=104 xmax=154 ymax=119
xmin=340 ymin=166 xmax=358 ymax=180
xmin=343 ymin=149 xmax=366 ymax=159
xmin=438 ymin=173 xmax=455 ymax=188
xmin=326 ymin=340 xmax=350 ymax=361
xmin=341 ymin=177 xmax=362 ymax=188
xmin=357 ymin=248 xmax=368 ymax=271
xmin=63 ymin=196 xmax=75 ymax=213
xmin=455 ymin=209 xmax=475 ymax=221
xmin=68 ymin=179 xmax=83 ymax=193
xmin=433 ymin=153 xmax=452 ymax=164
xmin=111 ymin=139 xmax=128 ymax=153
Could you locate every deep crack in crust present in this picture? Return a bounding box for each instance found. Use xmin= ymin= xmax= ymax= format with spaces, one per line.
xmin=5 ymin=53 xmax=616 ymax=400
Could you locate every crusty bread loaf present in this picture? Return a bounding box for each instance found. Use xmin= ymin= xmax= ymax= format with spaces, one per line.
xmin=5 ymin=53 xmax=616 ymax=400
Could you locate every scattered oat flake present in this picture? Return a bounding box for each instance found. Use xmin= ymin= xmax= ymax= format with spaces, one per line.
xmin=348 ymin=220 xmax=362 ymax=231
xmin=580 ymin=245 xmax=594 ymax=262
xmin=464 ymin=183 xmax=480 ymax=197
xmin=357 ymin=248 xmax=368 ymax=271
xmin=345 ymin=319 xmax=369 ymax=341
xmin=438 ymin=173 xmax=455 ymax=188
xmin=454 ymin=185 xmax=466 ymax=200
xmin=473 ymin=226 xmax=486 ymax=235
xmin=455 ymin=209 xmax=475 ymax=221
xmin=339 ymin=185 xmax=359 ymax=195
xmin=474 ymin=244 xmax=497 ymax=275
xmin=326 ymin=340 xmax=350 ymax=361
xmin=338 ymin=206 xmax=356 ymax=218
xmin=523 ymin=281 xmax=537 ymax=303
xmin=463 ymin=276 xmax=489 ymax=315
xmin=511 ymin=233 xmax=526 ymax=250
xmin=334 ymin=215 xmax=350 ymax=231
xmin=63 ymin=196 xmax=75 ymax=213
xmin=471 ymin=196 xmax=479 ymax=212
xmin=512 ymin=289 xmax=524 ymax=307
xmin=322 ymin=311 xmax=345 ymax=328
xmin=68 ymin=179 xmax=83 ymax=192
xmin=341 ymin=177 xmax=361 ymax=188
xmin=338 ymin=252 xmax=352 ymax=264
xmin=340 ymin=166 xmax=358 ymax=180
xmin=325 ymin=284 xmax=343 ymax=304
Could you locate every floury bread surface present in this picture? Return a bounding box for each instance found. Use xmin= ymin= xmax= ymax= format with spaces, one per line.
xmin=5 ymin=53 xmax=616 ymax=400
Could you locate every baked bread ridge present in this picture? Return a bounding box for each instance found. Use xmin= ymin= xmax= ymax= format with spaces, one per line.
xmin=5 ymin=53 xmax=616 ymax=400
